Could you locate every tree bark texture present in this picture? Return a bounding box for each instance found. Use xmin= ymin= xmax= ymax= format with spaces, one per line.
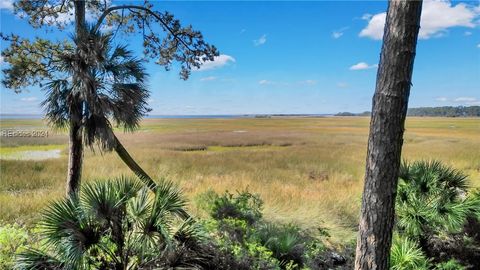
xmin=355 ymin=1 xmax=423 ymax=269
xmin=66 ymin=0 xmax=86 ymax=196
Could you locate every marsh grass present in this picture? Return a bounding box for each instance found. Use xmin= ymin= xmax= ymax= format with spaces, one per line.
xmin=1 ymin=117 xmax=479 ymax=243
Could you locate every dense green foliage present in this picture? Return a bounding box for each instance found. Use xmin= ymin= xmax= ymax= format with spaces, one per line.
xmin=14 ymin=177 xmax=217 ymax=269
xmin=0 ymin=224 xmax=31 ymax=269
xmin=3 ymin=160 xmax=479 ymax=269
xmin=203 ymin=190 xmax=352 ymax=269
xmin=391 ymin=160 xmax=480 ymax=269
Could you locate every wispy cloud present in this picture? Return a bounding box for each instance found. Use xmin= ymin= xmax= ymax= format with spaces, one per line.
xmin=200 ymin=76 xmax=217 ymax=82
xmin=438 ymin=96 xmax=480 ymax=105
xmin=359 ymin=0 xmax=480 ymax=40
xmin=436 ymin=97 xmax=448 ymax=102
xmin=258 ymin=79 xmax=275 ymax=85
xmin=455 ymin=97 xmax=480 ymax=105
xmin=299 ymin=80 xmax=317 ymax=86
xmin=464 ymin=31 xmax=472 ymax=36
xmin=349 ymin=62 xmax=377 ymax=71
xmin=332 ymin=27 xmax=349 ymax=39
xmin=253 ymin=34 xmax=267 ymax=46
xmin=337 ymin=82 xmax=349 ymax=88
xmin=20 ymin=97 xmax=38 ymax=102
xmin=196 ymin=54 xmax=236 ymax=71
xmin=454 ymin=97 xmax=477 ymax=102
xmin=258 ymin=79 xmax=316 ymax=86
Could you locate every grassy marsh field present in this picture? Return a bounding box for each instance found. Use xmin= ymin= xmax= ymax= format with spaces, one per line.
xmin=1 ymin=116 xmax=479 ymax=243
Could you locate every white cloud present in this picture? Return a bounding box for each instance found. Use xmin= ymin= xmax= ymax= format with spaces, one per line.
xmin=20 ymin=97 xmax=38 ymax=102
xmin=436 ymin=97 xmax=448 ymax=102
xmin=454 ymin=97 xmax=477 ymax=102
xmin=454 ymin=97 xmax=480 ymax=105
xmin=337 ymin=82 xmax=349 ymax=88
xmin=332 ymin=32 xmax=343 ymax=39
xmin=349 ymin=62 xmax=378 ymax=70
xmin=477 ymin=43 xmax=480 ymax=48
xmin=259 ymin=79 xmax=274 ymax=85
xmin=332 ymin=27 xmax=348 ymax=39
xmin=196 ymin=54 xmax=235 ymax=71
xmin=464 ymin=31 xmax=472 ymax=36
xmin=253 ymin=34 xmax=267 ymax=46
xmin=200 ymin=76 xmax=217 ymax=82
xmin=299 ymin=80 xmax=317 ymax=86
xmin=0 ymin=0 xmax=13 ymax=10
xmin=359 ymin=0 xmax=480 ymax=40
xmin=359 ymin=13 xmax=386 ymax=40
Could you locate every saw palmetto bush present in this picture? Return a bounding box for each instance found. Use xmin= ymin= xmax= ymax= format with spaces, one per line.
xmin=14 ymin=177 xmax=212 ymax=270
xmin=396 ymin=160 xmax=479 ymax=240
xmin=390 ymin=235 xmax=430 ymax=270
xmin=393 ymin=160 xmax=480 ymax=268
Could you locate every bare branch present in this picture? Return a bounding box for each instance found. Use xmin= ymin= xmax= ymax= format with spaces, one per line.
xmin=93 ymin=5 xmax=194 ymax=53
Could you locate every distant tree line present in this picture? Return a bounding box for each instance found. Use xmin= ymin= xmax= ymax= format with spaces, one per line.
xmin=407 ymin=106 xmax=480 ymax=117
xmin=335 ymin=106 xmax=480 ymax=117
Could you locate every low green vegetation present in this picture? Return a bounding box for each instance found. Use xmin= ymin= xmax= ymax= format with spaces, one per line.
xmin=390 ymin=160 xmax=480 ymax=269
xmin=2 ymin=160 xmax=478 ymax=269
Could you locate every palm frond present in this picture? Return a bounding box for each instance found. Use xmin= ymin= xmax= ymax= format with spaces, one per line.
xmin=15 ymin=248 xmax=65 ymax=270
xmin=38 ymin=196 xmax=101 ymax=267
xmin=390 ymin=236 xmax=430 ymax=270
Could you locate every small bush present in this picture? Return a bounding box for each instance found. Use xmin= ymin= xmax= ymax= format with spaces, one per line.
xmin=255 ymin=223 xmax=306 ymax=267
xmin=434 ymin=259 xmax=466 ymax=270
xmin=0 ymin=224 xmax=30 ymax=269
xmin=210 ymin=190 xmax=263 ymax=225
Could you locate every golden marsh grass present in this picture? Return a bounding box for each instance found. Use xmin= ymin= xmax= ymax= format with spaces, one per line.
xmin=1 ymin=117 xmax=479 ymax=242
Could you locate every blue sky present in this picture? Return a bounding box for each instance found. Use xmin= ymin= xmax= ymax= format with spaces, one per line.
xmin=1 ymin=0 xmax=479 ymax=115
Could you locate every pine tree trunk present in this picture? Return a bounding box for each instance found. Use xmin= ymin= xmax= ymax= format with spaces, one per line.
xmin=66 ymin=0 xmax=86 ymax=196
xmin=354 ymin=1 xmax=423 ymax=269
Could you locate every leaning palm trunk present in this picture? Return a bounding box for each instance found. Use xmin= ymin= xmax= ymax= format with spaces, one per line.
xmin=113 ymin=133 xmax=157 ymax=190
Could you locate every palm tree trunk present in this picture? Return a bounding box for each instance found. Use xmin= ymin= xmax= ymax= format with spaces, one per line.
xmin=66 ymin=0 xmax=86 ymax=197
xmin=354 ymin=1 xmax=422 ymax=269
xmin=66 ymin=118 xmax=83 ymax=196
xmin=113 ymin=134 xmax=157 ymax=190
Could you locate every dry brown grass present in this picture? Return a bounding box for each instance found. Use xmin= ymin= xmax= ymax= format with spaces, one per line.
xmin=1 ymin=116 xmax=479 ymax=243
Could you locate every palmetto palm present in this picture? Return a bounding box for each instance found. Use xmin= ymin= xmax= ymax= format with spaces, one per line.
xmin=15 ymin=177 xmax=208 ymax=270
xmin=42 ymin=25 xmax=156 ymax=193
xmin=395 ymin=160 xmax=478 ymax=245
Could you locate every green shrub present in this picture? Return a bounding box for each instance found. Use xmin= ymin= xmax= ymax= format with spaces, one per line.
xmin=396 ymin=160 xmax=471 ymax=239
xmin=210 ymin=190 xmax=263 ymax=225
xmin=390 ymin=236 xmax=430 ymax=270
xmin=0 ymin=224 xmax=30 ymax=270
xmin=14 ymin=177 xmax=218 ymax=269
xmin=255 ymin=223 xmax=306 ymax=267
xmin=394 ymin=160 xmax=480 ymax=268
xmin=434 ymin=259 xmax=466 ymax=270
